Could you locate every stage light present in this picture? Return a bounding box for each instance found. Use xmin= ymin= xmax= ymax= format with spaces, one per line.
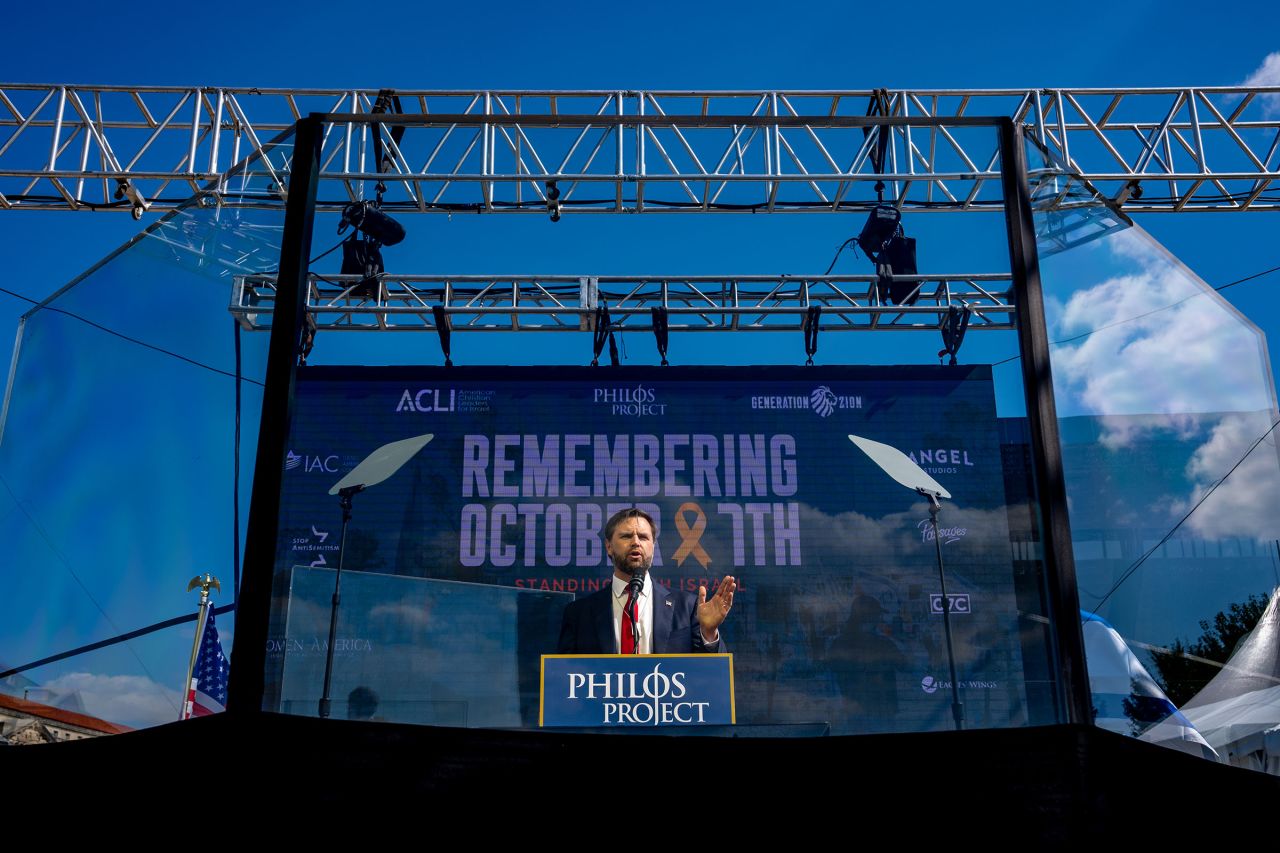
xmin=857 ymin=204 xmax=900 ymax=259
xmin=337 ymin=200 xmax=405 ymax=300
xmin=340 ymin=238 xmax=385 ymax=300
xmin=878 ymin=234 xmax=920 ymax=306
xmin=340 ymin=201 xmax=406 ymax=246
xmin=546 ymin=181 xmax=562 ymax=222
xmin=857 ymin=204 xmax=921 ymax=307
xmin=113 ymin=177 xmax=149 ymax=219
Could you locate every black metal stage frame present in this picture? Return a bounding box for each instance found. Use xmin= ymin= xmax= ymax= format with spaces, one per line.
xmin=230 ymin=113 xmax=1091 ymax=728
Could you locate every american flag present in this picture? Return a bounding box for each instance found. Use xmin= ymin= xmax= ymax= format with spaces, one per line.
xmin=190 ymin=608 xmax=229 ymax=717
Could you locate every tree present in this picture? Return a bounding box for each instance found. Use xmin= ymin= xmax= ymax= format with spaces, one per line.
xmin=1148 ymin=593 xmax=1269 ymax=707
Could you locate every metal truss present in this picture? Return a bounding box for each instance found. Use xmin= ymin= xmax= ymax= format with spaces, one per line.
xmin=3 ymin=85 xmax=1278 ymax=214
xmin=230 ymin=272 xmax=1014 ymax=333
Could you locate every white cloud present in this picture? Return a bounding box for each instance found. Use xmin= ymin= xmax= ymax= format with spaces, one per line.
xmin=368 ymin=601 xmax=433 ymax=630
xmin=1176 ymin=412 xmax=1280 ymax=541
xmin=1049 ymin=227 xmax=1272 ymax=445
xmin=1242 ymin=52 xmax=1280 ymax=117
xmin=41 ymin=671 xmax=180 ymax=730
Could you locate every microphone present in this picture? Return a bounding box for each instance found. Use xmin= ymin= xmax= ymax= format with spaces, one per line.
xmin=626 ymin=572 xmax=644 ymax=654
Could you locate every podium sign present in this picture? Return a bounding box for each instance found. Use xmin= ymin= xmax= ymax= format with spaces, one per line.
xmin=540 ymin=654 xmax=735 ymax=728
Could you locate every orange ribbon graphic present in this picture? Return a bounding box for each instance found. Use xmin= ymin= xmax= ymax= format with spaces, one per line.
xmin=672 ymin=502 xmax=712 ymax=569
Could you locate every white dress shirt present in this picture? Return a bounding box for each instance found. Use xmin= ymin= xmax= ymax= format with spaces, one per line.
xmin=611 ymin=572 xmax=653 ymax=654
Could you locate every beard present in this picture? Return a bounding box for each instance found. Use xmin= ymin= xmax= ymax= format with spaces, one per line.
xmin=612 ymin=551 xmax=652 ymax=577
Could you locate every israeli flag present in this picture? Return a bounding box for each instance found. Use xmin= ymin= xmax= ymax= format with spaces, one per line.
xmin=1082 ymin=610 xmax=1218 ymax=761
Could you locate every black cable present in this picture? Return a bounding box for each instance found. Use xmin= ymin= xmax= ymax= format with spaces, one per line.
xmin=824 ymin=238 xmax=858 ymax=275
xmin=0 ymin=288 xmax=265 ymax=386
xmin=0 ymin=603 xmax=237 ymax=681
xmin=246 ymin=235 xmax=357 ymax=281
xmin=233 ymin=319 xmax=242 ymax=602
xmin=309 ymin=235 xmax=348 ymax=266
xmin=1093 ymin=416 xmax=1280 ymax=610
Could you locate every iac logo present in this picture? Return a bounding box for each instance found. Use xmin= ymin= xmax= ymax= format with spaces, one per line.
xmin=285 ymin=450 xmax=340 ymax=473
xmin=396 ymin=388 xmax=457 ymax=413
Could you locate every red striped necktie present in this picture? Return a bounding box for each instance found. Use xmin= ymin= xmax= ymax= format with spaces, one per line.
xmin=621 ymin=588 xmax=639 ymax=654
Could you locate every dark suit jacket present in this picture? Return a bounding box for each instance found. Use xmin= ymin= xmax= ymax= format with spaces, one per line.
xmin=557 ymin=579 xmax=721 ymax=654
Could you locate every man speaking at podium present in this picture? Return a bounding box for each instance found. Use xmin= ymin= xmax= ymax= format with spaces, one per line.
xmin=557 ymin=507 xmax=737 ymax=654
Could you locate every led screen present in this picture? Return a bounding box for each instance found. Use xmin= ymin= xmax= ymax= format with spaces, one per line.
xmin=267 ymin=365 xmax=1032 ymax=734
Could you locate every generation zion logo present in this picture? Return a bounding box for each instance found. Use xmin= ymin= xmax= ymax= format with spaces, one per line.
xmin=750 ymin=386 xmax=862 ymax=417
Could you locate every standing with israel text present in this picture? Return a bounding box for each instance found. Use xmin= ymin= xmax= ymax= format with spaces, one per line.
xmin=557 ymin=508 xmax=736 ymax=654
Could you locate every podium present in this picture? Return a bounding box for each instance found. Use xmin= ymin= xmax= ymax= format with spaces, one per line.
xmin=540 ymin=653 xmax=735 ymax=728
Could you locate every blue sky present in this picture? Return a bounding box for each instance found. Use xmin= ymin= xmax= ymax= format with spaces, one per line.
xmin=4 ymin=0 xmax=1277 ymax=340
xmin=2 ymin=0 xmax=1279 ymax=727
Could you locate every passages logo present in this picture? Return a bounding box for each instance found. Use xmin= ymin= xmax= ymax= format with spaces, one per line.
xmin=919 ymin=519 xmax=968 ymax=545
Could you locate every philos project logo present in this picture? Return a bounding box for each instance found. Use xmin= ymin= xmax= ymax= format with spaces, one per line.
xmin=593 ymin=385 xmax=667 ymax=417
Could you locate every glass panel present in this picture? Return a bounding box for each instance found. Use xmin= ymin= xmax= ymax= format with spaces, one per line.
xmin=258 ymin=121 xmax=1069 ymax=736
xmin=0 ymin=133 xmax=290 ymax=736
xmin=1029 ymin=163 xmax=1280 ymax=772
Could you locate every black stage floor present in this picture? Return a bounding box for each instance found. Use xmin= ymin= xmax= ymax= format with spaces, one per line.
xmin=6 ymin=714 xmax=1273 ymax=838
